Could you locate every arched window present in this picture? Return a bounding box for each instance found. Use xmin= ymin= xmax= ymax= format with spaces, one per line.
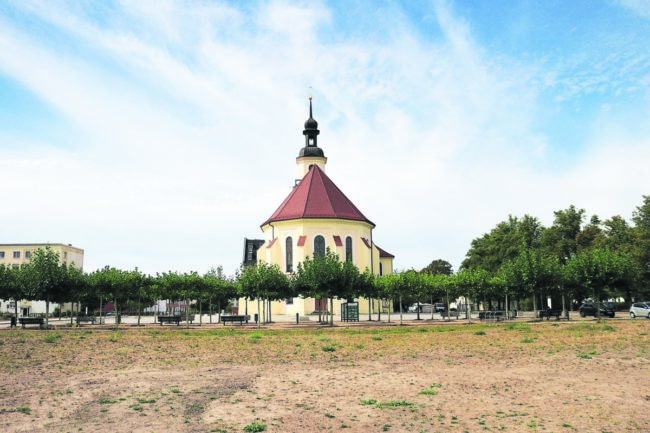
xmin=379 ymin=262 xmax=384 ymax=276
xmin=285 ymin=237 xmax=293 ymax=273
xmin=314 ymin=235 xmax=325 ymax=257
xmin=345 ymin=236 xmax=353 ymax=262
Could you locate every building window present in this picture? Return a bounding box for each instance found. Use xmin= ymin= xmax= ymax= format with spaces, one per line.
xmin=247 ymin=244 xmax=253 ymax=262
xmin=314 ymin=235 xmax=325 ymax=257
xmin=286 ymin=237 xmax=293 ymax=273
xmin=285 ymin=298 xmax=294 ymax=305
xmin=25 ymin=251 xmax=31 ymax=259
xmin=345 ymin=236 xmax=353 ymax=262
xmin=0 ymin=251 xmax=4 ymax=259
xmin=63 ymin=252 xmax=68 ymax=260
xmin=379 ymin=262 xmax=384 ymax=276
xmin=12 ymin=264 xmax=19 ymax=269
xmin=13 ymin=251 xmax=20 ymax=259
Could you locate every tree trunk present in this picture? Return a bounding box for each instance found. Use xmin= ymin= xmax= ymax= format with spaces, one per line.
xmin=45 ymin=294 xmax=50 ymax=328
xmin=330 ymin=298 xmax=334 ymax=326
xmin=368 ymin=298 xmax=372 ymax=321
xmin=399 ymin=296 xmax=403 ymax=325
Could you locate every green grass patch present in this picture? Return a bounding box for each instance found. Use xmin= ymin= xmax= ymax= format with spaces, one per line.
xmin=602 ymin=324 xmax=615 ymax=331
xmin=99 ymin=398 xmax=119 ymax=404
xmin=474 ymin=331 xmax=486 ymax=336
xmin=520 ymin=338 xmax=534 ymax=343
xmin=376 ymin=400 xmax=414 ymax=409
xmin=419 ymin=389 xmax=438 ymax=396
xmin=16 ymin=405 xmax=31 ymax=415
xmin=42 ymin=333 xmax=63 ymax=344
xmin=243 ymin=422 xmax=267 ymax=432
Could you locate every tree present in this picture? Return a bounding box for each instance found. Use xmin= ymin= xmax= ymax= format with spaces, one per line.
xmin=88 ymin=267 xmax=128 ymax=324
xmin=0 ymin=265 xmax=21 ymax=318
xmin=542 ymin=205 xmax=585 ymax=264
xmin=292 ymin=250 xmax=351 ymax=325
xmin=204 ymin=267 xmax=238 ymax=323
xmin=632 ymin=195 xmax=650 ymax=299
xmin=20 ymin=246 xmax=70 ymax=327
xmin=462 ymin=215 xmax=545 ymax=274
xmin=565 ymin=248 xmax=634 ymax=315
xmin=420 ymin=259 xmax=453 ymax=276
xmin=239 ymin=262 xmax=289 ymax=326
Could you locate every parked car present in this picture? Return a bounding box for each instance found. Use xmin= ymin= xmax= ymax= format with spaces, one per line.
xmin=434 ymin=303 xmax=446 ymax=313
xmin=629 ymin=302 xmax=650 ymax=319
xmin=578 ymin=302 xmax=615 ymax=318
xmin=408 ymin=303 xmax=432 ymax=313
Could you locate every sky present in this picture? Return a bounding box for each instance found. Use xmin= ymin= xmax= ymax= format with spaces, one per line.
xmin=1 ymin=0 xmax=649 ymax=277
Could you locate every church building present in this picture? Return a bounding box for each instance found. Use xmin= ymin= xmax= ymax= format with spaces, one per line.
xmin=241 ymin=100 xmax=394 ymax=317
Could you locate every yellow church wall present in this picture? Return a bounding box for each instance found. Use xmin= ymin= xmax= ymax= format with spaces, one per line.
xmin=260 ymin=218 xmax=375 ymax=273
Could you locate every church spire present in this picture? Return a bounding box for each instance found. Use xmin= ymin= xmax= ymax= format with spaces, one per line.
xmin=296 ymin=97 xmax=327 ymax=178
xmin=301 ymin=97 xmax=322 ymax=152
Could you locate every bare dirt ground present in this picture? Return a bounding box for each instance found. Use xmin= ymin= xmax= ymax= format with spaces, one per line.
xmin=1 ymin=318 xmax=649 ymax=433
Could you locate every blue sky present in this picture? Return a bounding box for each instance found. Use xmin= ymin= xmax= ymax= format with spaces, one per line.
xmin=1 ymin=0 xmax=649 ymax=276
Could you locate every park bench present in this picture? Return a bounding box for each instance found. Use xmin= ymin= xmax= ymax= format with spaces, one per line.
xmin=440 ymin=310 xmax=460 ymax=319
xmin=538 ymin=309 xmax=564 ymax=320
xmin=157 ymin=315 xmax=181 ymax=326
xmin=220 ymin=315 xmax=249 ymax=326
xmin=18 ymin=317 xmax=45 ymax=329
xmin=478 ymin=311 xmax=517 ymax=321
xmin=76 ymin=316 xmax=96 ymax=325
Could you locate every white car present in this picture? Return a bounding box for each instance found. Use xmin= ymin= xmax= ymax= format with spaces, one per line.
xmin=408 ymin=303 xmax=432 ymax=313
xmin=629 ymin=302 xmax=650 ymax=318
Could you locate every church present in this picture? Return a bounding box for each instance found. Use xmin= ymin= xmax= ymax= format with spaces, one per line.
xmin=240 ymin=100 xmax=394 ymax=317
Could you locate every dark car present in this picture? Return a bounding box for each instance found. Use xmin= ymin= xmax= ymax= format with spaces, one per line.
xmin=578 ymin=302 xmax=615 ymax=318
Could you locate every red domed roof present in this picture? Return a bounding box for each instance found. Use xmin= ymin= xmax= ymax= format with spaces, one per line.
xmin=261 ymin=165 xmax=374 ymax=227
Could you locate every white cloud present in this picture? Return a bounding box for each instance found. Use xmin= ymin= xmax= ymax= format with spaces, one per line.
xmin=0 ymin=0 xmax=648 ymax=275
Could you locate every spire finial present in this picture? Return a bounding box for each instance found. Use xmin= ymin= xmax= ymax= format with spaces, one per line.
xmin=309 ymin=96 xmax=313 ymax=118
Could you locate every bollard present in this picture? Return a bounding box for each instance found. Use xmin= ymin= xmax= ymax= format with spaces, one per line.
xmin=296 ymin=313 xmax=299 ymax=324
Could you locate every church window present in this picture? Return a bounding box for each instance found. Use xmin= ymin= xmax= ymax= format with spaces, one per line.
xmin=286 ymin=237 xmax=293 ymax=273
xmin=314 ymin=235 xmax=325 ymax=257
xmin=345 ymin=236 xmax=353 ymax=262
xmin=379 ymin=262 xmax=384 ymax=276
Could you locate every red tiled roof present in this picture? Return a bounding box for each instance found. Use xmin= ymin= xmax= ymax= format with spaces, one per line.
xmin=297 ymin=236 xmax=306 ymax=246
xmin=266 ymin=238 xmax=277 ymax=249
xmin=361 ymin=237 xmax=371 ymax=249
xmin=376 ymin=245 xmax=395 ymax=258
xmin=261 ymin=165 xmax=374 ymax=227
xmin=333 ymin=235 xmax=342 ymax=247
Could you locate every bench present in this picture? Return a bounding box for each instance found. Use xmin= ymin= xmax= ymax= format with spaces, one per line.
xmin=157 ymin=315 xmax=194 ymax=326
xmin=538 ymin=310 xmax=564 ymax=320
xmin=157 ymin=316 xmax=181 ymax=326
xmin=441 ymin=311 xmax=460 ymax=319
xmin=220 ymin=315 xmax=249 ymax=326
xmin=18 ymin=317 xmax=45 ymax=329
xmin=76 ymin=316 xmax=96 ymax=325
xmin=478 ymin=311 xmax=517 ymax=321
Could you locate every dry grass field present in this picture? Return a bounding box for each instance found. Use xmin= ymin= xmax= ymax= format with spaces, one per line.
xmin=1 ymin=318 xmax=649 ymax=433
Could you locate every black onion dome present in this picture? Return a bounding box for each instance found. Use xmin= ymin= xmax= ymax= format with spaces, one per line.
xmin=304 ymin=115 xmax=318 ymax=130
xmin=299 ymin=145 xmax=324 ymax=157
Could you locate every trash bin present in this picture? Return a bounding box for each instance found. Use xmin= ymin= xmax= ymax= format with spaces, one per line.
xmin=10 ymin=317 xmax=16 ymax=328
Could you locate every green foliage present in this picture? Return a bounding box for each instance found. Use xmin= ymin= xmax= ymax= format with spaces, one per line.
xmin=419 ymin=389 xmax=438 ymax=395
xmin=242 ymin=422 xmax=267 ymax=432
xmin=16 ymin=405 xmax=31 ymax=415
xmin=42 ymin=333 xmax=63 ymax=344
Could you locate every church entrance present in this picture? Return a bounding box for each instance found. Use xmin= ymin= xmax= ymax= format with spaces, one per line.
xmin=314 ymin=298 xmax=328 ymax=313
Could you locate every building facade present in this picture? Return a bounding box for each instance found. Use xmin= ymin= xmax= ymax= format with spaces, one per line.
xmin=240 ymin=101 xmax=394 ymax=317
